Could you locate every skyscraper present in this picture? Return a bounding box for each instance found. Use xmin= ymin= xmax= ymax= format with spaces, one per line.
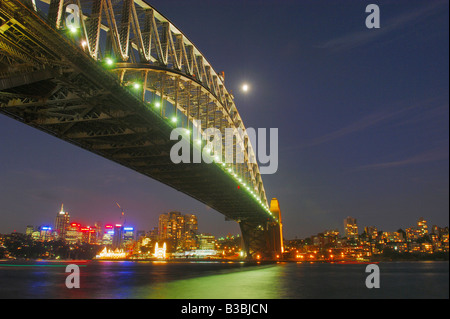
xmin=158 ymin=211 xmax=198 ymax=251
xmin=54 ymin=204 xmax=70 ymax=241
xmin=344 ymin=216 xmax=358 ymax=239
xmin=112 ymin=224 xmax=124 ymax=250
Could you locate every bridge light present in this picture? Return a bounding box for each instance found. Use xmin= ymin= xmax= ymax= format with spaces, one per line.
xmin=105 ymin=57 xmax=114 ymax=66
xmin=196 ymin=139 xmax=202 ymax=145
xmin=69 ymin=26 xmax=78 ymax=34
xmin=171 ymin=116 xmax=177 ymax=123
xmin=154 ymin=101 xmax=161 ymax=108
xmin=242 ymin=83 xmax=249 ymax=92
xmin=133 ymin=83 xmax=141 ymax=90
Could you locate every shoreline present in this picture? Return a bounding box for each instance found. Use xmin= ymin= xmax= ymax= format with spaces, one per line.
xmin=1 ymin=257 xmax=448 ymax=264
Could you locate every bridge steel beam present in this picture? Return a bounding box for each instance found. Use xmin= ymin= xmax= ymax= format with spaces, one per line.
xmin=0 ymin=0 xmax=283 ymax=259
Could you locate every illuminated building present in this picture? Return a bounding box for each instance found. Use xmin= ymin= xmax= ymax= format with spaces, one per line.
xmin=54 ymin=204 xmax=70 ymax=240
xmin=80 ymin=226 xmax=98 ymax=244
xmin=158 ymin=212 xmax=198 ymax=251
xmin=31 ymin=231 xmax=40 ymax=241
xmin=344 ymin=216 xmax=358 ymax=239
xmin=154 ymin=242 xmax=167 ymax=259
xmin=198 ymin=234 xmax=216 ymax=250
xmin=405 ymin=227 xmax=419 ymax=241
xmin=382 ymin=232 xmax=403 ymax=243
xmin=141 ymin=237 xmax=151 ymax=246
xmin=65 ymin=223 xmax=82 ymax=245
xmin=173 ymin=249 xmax=219 ymax=259
xmin=26 ymin=225 xmax=34 ymax=236
xmin=112 ymin=224 xmax=124 ymax=249
xmin=417 ymin=217 xmax=428 ymax=237
xmin=364 ymin=226 xmax=378 ymax=241
xmin=123 ymin=227 xmax=135 ymax=246
xmin=102 ymin=232 xmax=113 ymax=245
xmin=95 ymin=247 xmax=127 ymax=259
xmin=39 ymin=225 xmax=53 ymax=241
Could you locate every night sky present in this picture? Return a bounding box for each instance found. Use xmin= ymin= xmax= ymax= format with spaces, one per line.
xmin=0 ymin=0 xmax=448 ymax=239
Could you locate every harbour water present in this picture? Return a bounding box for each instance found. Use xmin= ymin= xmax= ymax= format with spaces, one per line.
xmin=0 ymin=260 xmax=448 ymax=299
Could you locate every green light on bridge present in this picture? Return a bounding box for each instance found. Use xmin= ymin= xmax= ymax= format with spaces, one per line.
xmin=105 ymin=57 xmax=115 ymax=67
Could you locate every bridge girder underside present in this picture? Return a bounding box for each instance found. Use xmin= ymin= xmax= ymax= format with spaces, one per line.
xmin=0 ymin=0 xmax=279 ymax=229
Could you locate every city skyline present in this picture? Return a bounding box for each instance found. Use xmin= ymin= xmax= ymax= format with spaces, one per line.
xmin=4 ymin=202 xmax=448 ymax=244
xmin=0 ymin=0 xmax=449 ymax=240
xmin=2 ymin=206 xmax=447 ymax=262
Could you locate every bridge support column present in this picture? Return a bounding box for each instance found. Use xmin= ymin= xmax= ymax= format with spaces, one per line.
xmin=239 ymin=220 xmax=283 ymax=261
xmin=239 ymin=199 xmax=284 ymax=261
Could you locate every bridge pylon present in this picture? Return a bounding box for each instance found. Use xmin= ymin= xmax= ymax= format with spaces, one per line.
xmin=240 ymin=198 xmax=284 ymax=261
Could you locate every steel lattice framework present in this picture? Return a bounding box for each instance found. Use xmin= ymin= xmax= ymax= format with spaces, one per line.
xmin=0 ymin=0 xmax=283 ymax=259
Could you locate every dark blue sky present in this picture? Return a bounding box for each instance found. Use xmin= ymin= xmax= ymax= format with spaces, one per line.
xmin=0 ymin=0 xmax=448 ymax=239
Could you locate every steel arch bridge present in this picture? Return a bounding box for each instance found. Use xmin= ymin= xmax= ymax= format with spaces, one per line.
xmin=0 ymin=0 xmax=283 ymax=260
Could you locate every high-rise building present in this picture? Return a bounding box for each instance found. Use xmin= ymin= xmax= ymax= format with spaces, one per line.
xmin=112 ymin=224 xmax=124 ymax=250
xmin=54 ymin=204 xmax=70 ymax=241
xmin=417 ymin=217 xmax=428 ymax=237
xmin=66 ymin=223 xmax=82 ymax=245
xmin=344 ymin=216 xmax=358 ymax=239
xmin=39 ymin=225 xmax=53 ymax=241
xmin=158 ymin=211 xmax=198 ymax=251
xmin=364 ymin=226 xmax=378 ymax=241
xmin=123 ymin=227 xmax=135 ymax=246
xmin=102 ymin=224 xmax=114 ymax=245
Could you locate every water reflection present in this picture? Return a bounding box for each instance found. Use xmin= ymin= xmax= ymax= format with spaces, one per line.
xmin=0 ymin=261 xmax=448 ymax=299
xmin=140 ymin=264 xmax=283 ymax=299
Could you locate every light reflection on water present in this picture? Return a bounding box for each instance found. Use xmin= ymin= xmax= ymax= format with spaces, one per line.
xmin=0 ymin=261 xmax=448 ymax=299
xmin=141 ymin=263 xmax=283 ymax=299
